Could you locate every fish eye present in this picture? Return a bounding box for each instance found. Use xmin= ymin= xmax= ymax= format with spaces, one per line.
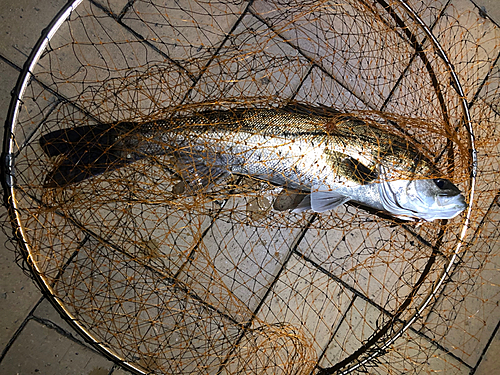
xmin=433 ymin=179 xmax=446 ymax=189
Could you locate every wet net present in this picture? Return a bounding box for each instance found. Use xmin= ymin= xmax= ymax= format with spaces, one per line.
xmin=3 ymin=0 xmax=500 ymax=374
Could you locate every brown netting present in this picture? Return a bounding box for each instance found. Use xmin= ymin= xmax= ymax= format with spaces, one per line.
xmin=3 ymin=0 xmax=499 ymax=374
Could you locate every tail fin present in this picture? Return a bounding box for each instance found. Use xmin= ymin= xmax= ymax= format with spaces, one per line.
xmin=40 ymin=124 xmax=132 ymax=188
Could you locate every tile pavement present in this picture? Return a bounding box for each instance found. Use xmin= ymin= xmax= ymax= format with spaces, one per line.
xmin=0 ymin=0 xmax=498 ymax=374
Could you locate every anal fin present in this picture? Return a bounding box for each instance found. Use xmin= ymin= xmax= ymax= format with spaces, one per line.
xmin=292 ymin=195 xmax=312 ymax=213
xmin=274 ymin=189 xmax=308 ymax=211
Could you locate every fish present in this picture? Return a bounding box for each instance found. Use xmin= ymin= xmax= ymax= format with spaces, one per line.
xmin=39 ymin=103 xmax=466 ymax=221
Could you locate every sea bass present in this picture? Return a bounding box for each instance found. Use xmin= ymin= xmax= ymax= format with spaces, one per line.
xmin=39 ymin=104 xmax=466 ymax=221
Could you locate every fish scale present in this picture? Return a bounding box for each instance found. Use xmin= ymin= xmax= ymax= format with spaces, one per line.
xmin=120 ymin=107 xmax=431 ymax=187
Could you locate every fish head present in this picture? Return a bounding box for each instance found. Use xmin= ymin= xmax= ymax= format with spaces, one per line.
xmin=379 ymin=177 xmax=467 ymax=221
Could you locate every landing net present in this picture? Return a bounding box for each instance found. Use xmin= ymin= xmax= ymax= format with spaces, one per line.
xmin=5 ymin=1 xmax=499 ymax=374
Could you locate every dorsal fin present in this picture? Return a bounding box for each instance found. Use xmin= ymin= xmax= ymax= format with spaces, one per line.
xmin=282 ymin=102 xmax=342 ymax=117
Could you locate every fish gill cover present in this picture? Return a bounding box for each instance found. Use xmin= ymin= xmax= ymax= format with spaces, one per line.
xmin=3 ymin=0 xmax=499 ymax=374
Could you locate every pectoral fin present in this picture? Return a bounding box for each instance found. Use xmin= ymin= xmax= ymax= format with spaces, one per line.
xmin=291 ymin=187 xmax=350 ymax=213
xmin=310 ymin=190 xmax=351 ymax=212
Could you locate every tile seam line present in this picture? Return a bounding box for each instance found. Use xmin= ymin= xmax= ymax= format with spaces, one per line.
xmin=0 ymin=54 xmax=22 ymax=73
xmin=296 ymin=248 xmax=474 ymax=371
xmin=379 ymin=0 xmax=452 ymax=111
xmin=89 ymin=0 xmax=196 ymax=82
xmin=30 ymin=315 xmax=105 ymax=356
xmin=215 ymin=213 xmax=318 ymax=375
xmin=0 ymin=296 xmax=44 ymax=363
xmin=431 ymin=0 xmax=500 ymax=165
xmin=468 ymin=50 xmax=500 ymax=110
xmin=178 ymin=0 xmax=256 ymax=105
xmin=287 ymin=63 xmax=316 ymax=103
xmin=377 ymin=0 xmax=453 ymax=145
xmin=433 ymin=33 xmax=500 ymax=165
xmin=470 ymin=0 xmax=500 ymax=27
xmin=0 ymin=54 xmax=102 ymax=133
xmin=117 ymin=0 xmax=136 ymax=22
xmin=358 ymin=0 xmax=452 ymax=117
xmin=311 ymin=295 xmax=358 ymax=375
xmin=408 ymin=325 xmax=474 ymax=370
xmin=247 ymin=7 xmax=377 ymax=111
xmin=470 ymin=317 xmax=500 ymax=374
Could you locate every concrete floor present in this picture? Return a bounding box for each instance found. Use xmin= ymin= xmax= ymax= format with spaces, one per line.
xmin=0 ymin=0 xmax=499 ymax=374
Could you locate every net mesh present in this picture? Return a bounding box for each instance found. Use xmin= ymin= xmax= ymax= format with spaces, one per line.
xmin=4 ymin=0 xmax=500 ymax=374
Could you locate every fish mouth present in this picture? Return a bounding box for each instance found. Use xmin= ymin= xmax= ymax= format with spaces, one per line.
xmin=436 ymin=193 xmax=467 ymax=208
